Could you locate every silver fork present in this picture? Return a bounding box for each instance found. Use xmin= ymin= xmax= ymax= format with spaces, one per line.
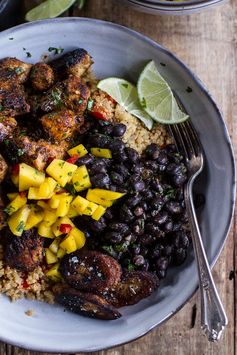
xmin=169 ymin=119 xmax=228 ymax=342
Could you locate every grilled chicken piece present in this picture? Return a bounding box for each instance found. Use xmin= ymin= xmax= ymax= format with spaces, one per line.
xmin=60 ymin=250 xmax=122 ymax=293
xmin=40 ymin=109 xmax=82 ymax=143
xmin=30 ymin=63 xmax=55 ymax=92
xmin=103 ymin=271 xmax=159 ymax=308
xmin=0 ymin=115 xmax=17 ymax=143
xmin=89 ymin=89 xmax=116 ymax=121
xmin=40 ymin=75 xmax=90 ymax=116
xmin=14 ymin=135 xmax=67 ymax=171
xmin=51 ymin=48 xmax=92 ymax=79
xmin=4 ymin=228 xmax=44 ymax=272
xmin=0 ymin=154 xmax=8 ymax=183
xmin=55 ymin=288 xmax=121 ymax=320
xmin=0 ymin=57 xmax=32 ymax=83
xmin=0 ymin=68 xmax=30 ymax=116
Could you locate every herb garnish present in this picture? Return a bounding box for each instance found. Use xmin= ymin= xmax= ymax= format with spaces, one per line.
xmin=48 ymin=47 xmax=64 ymax=55
xmin=26 ymin=52 xmax=32 ymax=58
xmin=87 ymin=98 xmax=94 ymax=111
xmin=122 ymin=83 xmax=128 ymax=88
xmin=140 ymin=97 xmax=147 ymax=108
xmin=16 ymin=221 xmax=25 ymax=233
xmin=4 ymin=206 xmax=14 ymax=215
xmin=15 ymin=67 xmax=24 ymax=75
xmin=0 ymin=104 xmax=4 ymax=112
xmin=51 ymin=88 xmax=62 ymax=107
xmin=17 ymin=149 xmax=24 ymax=157
xmin=186 ymin=86 xmax=193 ymax=93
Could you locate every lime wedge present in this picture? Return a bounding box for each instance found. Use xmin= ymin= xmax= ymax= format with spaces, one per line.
xmin=97 ymin=78 xmax=153 ymax=130
xmin=137 ymin=60 xmax=189 ymax=124
xmin=25 ymin=0 xmax=76 ymax=22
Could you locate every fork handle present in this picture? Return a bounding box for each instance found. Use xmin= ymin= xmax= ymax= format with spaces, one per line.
xmin=184 ymin=179 xmax=228 ymax=341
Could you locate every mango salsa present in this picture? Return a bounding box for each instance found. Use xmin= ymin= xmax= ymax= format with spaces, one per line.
xmin=19 ymin=163 xmax=45 ymax=192
xmin=43 ymin=209 xmax=58 ymax=226
xmin=92 ymin=188 xmax=125 ymax=200
xmin=92 ymin=205 xmax=106 ymax=221
xmin=60 ymin=234 xmax=77 ymax=254
xmin=8 ymin=205 xmax=31 ymax=236
xmin=69 ymin=227 xmax=86 ymax=249
xmin=91 ymin=147 xmax=112 ymax=159
xmin=86 ymin=189 xmax=113 ymax=207
xmin=72 ymin=195 xmax=89 ymax=214
xmin=46 ymin=159 xmax=77 ymax=187
xmin=56 ymin=194 xmax=73 ymax=217
xmin=7 ymin=192 xmax=18 ymax=201
xmin=49 ymin=238 xmax=61 ymax=254
xmin=4 ymin=193 xmax=27 ymax=216
xmin=72 ymin=165 xmax=91 ymax=192
xmin=67 ymin=144 xmax=88 ymax=157
xmin=52 ymin=217 xmax=74 ymax=237
xmin=57 ymin=247 xmax=66 ymax=259
xmin=38 ymin=222 xmax=54 ymax=238
xmin=83 ymin=201 xmax=98 ymax=216
xmin=45 ymin=262 xmax=62 ymax=282
xmin=25 ymin=207 xmax=44 ymax=230
xmin=45 ymin=248 xmax=58 ymax=264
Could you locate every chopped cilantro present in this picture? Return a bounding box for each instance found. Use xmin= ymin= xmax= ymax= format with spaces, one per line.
xmin=67 ymin=171 xmax=73 ymax=176
xmin=127 ymin=262 xmax=135 ymax=272
xmin=87 ymin=98 xmax=94 ymax=111
xmin=122 ymin=83 xmax=128 ymax=88
xmin=83 ymin=175 xmax=88 ymax=179
xmin=165 ymin=188 xmax=176 ymax=199
xmin=9 ymin=37 xmax=14 ymax=40
xmin=140 ymin=97 xmax=147 ymax=108
xmin=26 ymin=52 xmax=32 ymax=58
xmin=87 ymin=207 xmax=92 ymax=212
xmin=15 ymin=67 xmax=24 ymax=75
xmin=65 ymin=184 xmax=77 ymax=195
xmin=16 ymin=221 xmax=25 ymax=233
xmin=17 ymin=149 xmax=24 ymax=157
xmin=51 ymin=88 xmax=62 ymax=107
xmin=58 ymin=161 xmax=65 ymax=168
xmin=78 ymin=98 xmax=83 ymax=105
xmin=186 ymin=86 xmax=193 ymax=93
xmin=102 ymin=245 xmax=117 ymax=258
xmin=48 ymin=47 xmax=64 ymax=55
xmin=19 ymin=130 xmax=27 ymax=136
xmin=4 ymin=206 xmax=14 ymax=215
xmin=0 ymin=104 xmax=3 ymax=112
xmin=4 ymin=139 xmax=10 ymax=146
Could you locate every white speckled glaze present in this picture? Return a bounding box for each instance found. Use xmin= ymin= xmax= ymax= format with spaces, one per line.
xmin=118 ymin=0 xmax=228 ymax=15
xmin=0 ymin=18 xmax=235 ymax=353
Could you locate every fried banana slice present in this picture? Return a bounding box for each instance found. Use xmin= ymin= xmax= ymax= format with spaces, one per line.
xmin=30 ymin=63 xmax=55 ymax=91
xmin=5 ymin=228 xmax=44 ymax=272
xmin=0 ymin=57 xmax=32 ymax=83
xmin=51 ymin=48 xmax=92 ymax=79
xmin=104 ymin=271 xmax=159 ymax=308
xmin=60 ymin=250 xmax=122 ymax=293
xmin=55 ymin=288 xmax=121 ymax=320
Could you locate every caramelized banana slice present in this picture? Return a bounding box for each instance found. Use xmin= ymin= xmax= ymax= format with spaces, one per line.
xmin=55 ymin=288 xmax=121 ymax=320
xmin=104 ymin=271 xmax=159 ymax=308
xmin=60 ymin=250 xmax=122 ymax=292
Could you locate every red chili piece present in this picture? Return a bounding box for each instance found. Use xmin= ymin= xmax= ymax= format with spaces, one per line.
xmin=91 ymin=111 xmax=109 ymax=121
xmin=19 ymin=191 xmax=27 ymax=198
xmin=22 ymin=280 xmax=29 ymax=289
xmin=59 ymin=224 xmax=73 ymax=234
xmin=66 ymin=155 xmax=80 ymax=164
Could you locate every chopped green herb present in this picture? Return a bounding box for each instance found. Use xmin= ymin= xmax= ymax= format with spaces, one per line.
xmin=26 ymin=52 xmax=32 ymax=58
xmin=122 ymin=83 xmax=128 ymax=88
xmin=127 ymin=262 xmax=135 ymax=272
xmin=51 ymin=88 xmax=62 ymax=107
xmin=58 ymin=161 xmax=65 ymax=168
xmin=9 ymin=37 xmax=14 ymax=40
xmin=19 ymin=130 xmax=27 ymax=136
xmin=23 ymin=47 xmax=26 ymax=51
xmin=186 ymin=86 xmax=193 ymax=93
xmin=48 ymin=47 xmax=64 ymax=55
xmin=83 ymin=175 xmax=88 ymax=179
xmin=67 ymin=171 xmax=73 ymax=176
xmin=165 ymin=188 xmax=176 ymax=199
xmin=0 ymin=104 xmax=3 ymax=112
xmin=15 ymin=67 xmax=24 ymax=75
xmin=78 ymin=98 xmax=83 ymax=105
xmin=87 ymin=207 xmax=92 ymax=212
xmin=74 ymin=181 xmax=80 ymax=186
xmin=140 ymin=97 xmax=147 ymax=108
xmin=160 ymin=62 xmax=166 ymax=67
xmin=4 ymin=206 xmax=14 ymax=215
xmin=17 ymin=149 xmax=24 ymax=157
xmin=16 ymin=221 xmax=25 ymax=233
xmin=102 ymin=245 xmax=117 ymax=258
xmin=87 ymin=98 xmax=94 ymax=111
xmin=65 ymin=184 xmax=77 ymax=195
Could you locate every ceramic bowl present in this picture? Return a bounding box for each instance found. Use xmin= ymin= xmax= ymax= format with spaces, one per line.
xmin=0 ymin=18 xmax=235 ymax=352
xmin=119 ymin=0 xmax=228 ymax=15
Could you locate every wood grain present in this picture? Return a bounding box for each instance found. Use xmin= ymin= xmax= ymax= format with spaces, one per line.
xmin=1 ymin=1 xmax=236 ymax=354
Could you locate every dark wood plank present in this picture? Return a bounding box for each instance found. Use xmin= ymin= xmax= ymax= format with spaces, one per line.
xmin=0 ymin=0 xmax=236 ymax=354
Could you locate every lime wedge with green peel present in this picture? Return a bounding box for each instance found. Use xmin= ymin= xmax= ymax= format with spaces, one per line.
xmin=25 ymin=0 xmax=77 ymax=22
xmin=97 ymin=78 xmax=154 ymax=130
xmin=137 ymin=60 xmax=189 ymax=124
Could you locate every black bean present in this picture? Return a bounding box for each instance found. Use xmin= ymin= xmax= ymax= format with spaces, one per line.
xmin=174 ymin=248 xmax=187 ymax=265
xmin=166 ymin=144 xmax=176 ymax=153
xmin=89 ymin=161 xmax=107 ymax=175
xmin=109 ymin=139 xmax=126 ymax=152
xmin=145 ymin=143 xmax=160 ymax=160
xmin=109 ymin=222 xmax=130 ymax=235
xmin=142 ymin=190 xmax=154 ymax=200
xmin=153 ymin=211 xmax=169 ymax=225
xmin=131 ymin=163 xmax=143 ymax=174
xmin=132 ymin=219 xmax=145 ymax=236
xmin=176 ymin=188 xmax=184 ymax=201
xmin=157 ymin=151 xmax=168 ymax=165
xmin=119 ymin=205 xmax=135 ymax=223
xmin=90 ymin=173 xmax=110 ymax=189
xmin=168 ymin=152 xmax=183 ymax=164
xmin=126 ymin=147 xmax=139 ymax=162
xmin=105 ymin=231 xmax=123 ymax=244
xmin=76 ymin=154 xmax=94 ymax=167
xmin=110 ymin=171 xmax=124 ymax=185
xmin=140 ymin=246 xmax=149 ymax=256
xmin=104 ymin=209 xmax=114 ymax=220
xmin=133 ymin=255 xmax=145 ymax=266
xmin=150 ymin=197 xmax=165 ymax=211
xmin=151 ymin=245 xmax=164 ymax=259
xmin=156 ymin=257 xmax=169 ymax=272
xmin=100 ymin=124 xmax=114 ymax=135
xmin=113 ymin=149 xmax=128 ymax=162
xmin=172 ymin=222 xmax=182 ymax=231
xmin=166 ymin=163 xmax=184 ymax=175
xmin=125 ymin=233 xmax=137 ymax=243
xmin=156 ymin=269 xmax=166 ymax=279
xmin=174 ymin=231 xmax=190 ymax=249
xmin=89 ymin=218 xmax=107 ymax=232
xmin=112 ymin=124 xmax=126 ymax=137
xmin=129 ymin=175 xmax=145 ymax=192
xmin=113 ymin=164 xmax=130 ymax=178
xmin=172 ymin=173 xmax=187 ymax=187
xmin=163 ymin=220 xmax=174 ymax=232
xmin=126 ymin=193 xmax=142 ymax=208
xmin=145 ymin=223 xmax=160 ymax=237
xmin=140 ymin=260 xmax=149 ymax=271
xmin=150 ymin=178 xmax=164 ymax=194
xmin=165 ymin=201 xmax=183 ymax=214
xmin=139 ymin=201 xmax=148 ymax=211
xmin=163 ymin=245 xmax=174 ymax=257
xmin=131 ymin=244 xmax=141 ymax=255
xmin=138 ymin=234 xmax=153 ymax=245
xmin=87 ymin=133 xmax=112 ymax=148
xmin=144 ymin=160 xmax=159 ymax=172
xmin=134 ymin=206 xmax=144 ymax=217
xmin=157 ymin=164 xmax=167 ymax=172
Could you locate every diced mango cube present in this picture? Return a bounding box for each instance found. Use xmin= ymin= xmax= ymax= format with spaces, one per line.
xmin=4 ymin=194 xmax=27 ymax=216
xmin=72 ymin=195 xmax=89 ymax=214
xmin=69 ymin=227 xmax=86 ymax=250
xmin=92 ymin=205 xmax=106 ymax=221
xmin=19 ymin=163 xmax=45 ymax=192
xmin=72 ymin=165 xmax=91 ymax=192
xmin=45 ymin=248 xmax=58 ymax=264
xmin=56 ymin=195 xmax=73 ymax=217
xmin=25 ymin=208 xmax=44 ymax=230
xmin=43 ymin=209 xmax=58 ymax=226
xmin=49 ymin=238 xmax=61 ymax=254
xmin=52 ymin=217 xmax=74 ymax=237
xmin=46 ymin=159 xmax=77 ymax=187
xmin=57 ymin=247 xmax=66 ymax=259
xmin=60 ymin=234 xmax=77 ymax=254
xmin=67 ymin=144 xmax=88 ymax=157
xmin=82 ymin=201 xmax=98 ymax=216
xmin=86 ymin=189 xmax=113 ymax=207
xmin=91 ymin=147 xmax=112 ymax=159
xmin=92 ymin=188 xmax=125 ymax=200
xmin=45 ymin=262 xmax=62 ymax=282
xmin=8 ymin=205 xmax=31 ymax=236
xmin=11 ymin=174 xmax=19 ymax=188
xmin=38 ymin=222 xmax=54 ymax=238
xmin=67 ymin=205 xmax=79 ymax=218
xmin=37 ymin=201 xmax=51 ymax=210
xmin=7 ymin=193 xmax=18 ymax=201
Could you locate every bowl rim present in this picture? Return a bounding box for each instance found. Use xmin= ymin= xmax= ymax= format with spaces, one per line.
xmin=0 ymin=17 xmax=235 ymax=353
xmin=123 ymin=0 xmax=227 ymax=11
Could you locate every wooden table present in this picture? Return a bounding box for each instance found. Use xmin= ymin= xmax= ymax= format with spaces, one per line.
xmin=1 ymin=0 xmax=236 ymax=354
